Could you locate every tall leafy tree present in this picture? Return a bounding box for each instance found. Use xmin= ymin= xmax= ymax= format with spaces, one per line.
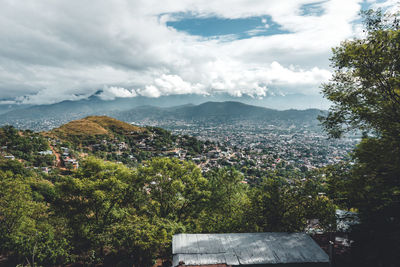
xmin=55 ymin=157 xmax=140 ymax=261
xmin=137 ymin=158 xmax=209 ymax=227
xmin=0 ymin=170 xmax=70 ymax=266
xmin=320 ymin=9 xmax=400 ymax=267
xmin=320 ymin=9 xmax=400 ymax=138
xmin=247 ymin=177 xmax=335 ymax=233
xmin=55 ymin=157 xmax=193 ymax=266
xmin=109 ymin=214 xmax=181 ymax=267
xmin=199 ymin=168 xmax=250 ymax=233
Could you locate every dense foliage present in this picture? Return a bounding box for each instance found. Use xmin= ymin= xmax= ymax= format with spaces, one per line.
xmin=0 ymin=126 xmax=54 ymax=166
xmin=0 ymin=155 xmax=336 ymax=266
xmin=320 ymin=9 xmax=400 ymax=267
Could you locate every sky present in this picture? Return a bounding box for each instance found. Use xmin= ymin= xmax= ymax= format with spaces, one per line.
xmin=0 ymin=0 xmax=398 ymax=109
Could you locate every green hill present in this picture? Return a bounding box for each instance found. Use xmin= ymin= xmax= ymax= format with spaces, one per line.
xmin=48 ymin=116 xmax=147 ymax=141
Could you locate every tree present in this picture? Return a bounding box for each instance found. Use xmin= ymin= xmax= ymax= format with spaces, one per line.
xmin=137 ymin=158 xmax=209 ymax=228
xmin=323 ymin=162 xmax=353 ymax=209
xmin=320 ymin=9 xmax=400 ymax=138
xmin=199 ymin=168 xmax=250 ymax=233
xmin=320 ymin=9 xmax=400 ymax=267
xmin=54 ymin=157 xmax=191 ymax=266
xmin=0 ymin=159 xmax=31 ymax=176
xmin=0 ymin=171 xmax=70 ymax=266
xmin=109 ymin=214 xmax=181 ymax=267
xmin=247 ymin=177 xmax=335 ymax=233
xmin=54 ymin=157 xmax=140 ymax=261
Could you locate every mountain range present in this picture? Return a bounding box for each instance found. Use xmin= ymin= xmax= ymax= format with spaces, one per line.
xmin=114 ymin=101 xmax=324 ymax=125
xmin=0 ymin=93 xmax=326 ymax=131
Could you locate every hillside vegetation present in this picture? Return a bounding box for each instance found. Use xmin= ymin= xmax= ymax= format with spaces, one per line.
xmin=0 ymin=115 xmax=339 ymax=266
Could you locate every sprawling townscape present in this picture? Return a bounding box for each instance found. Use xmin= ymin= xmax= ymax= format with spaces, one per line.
xmin=131 ymin=120 xmax=359 ymax=173
xmin=0 ymin=114 xmax=359 ymax=182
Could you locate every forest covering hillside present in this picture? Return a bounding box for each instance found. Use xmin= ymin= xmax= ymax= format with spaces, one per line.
xmin=0 ymin=116 xmax=338 ymax=266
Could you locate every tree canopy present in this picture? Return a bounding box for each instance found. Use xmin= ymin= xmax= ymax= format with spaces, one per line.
xmin=320 ymin=9 xmax=400 ymax=267
xmin=321 ymin=9 xmax=400 ymax=138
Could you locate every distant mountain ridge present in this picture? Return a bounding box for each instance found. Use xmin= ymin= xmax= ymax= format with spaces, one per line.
xmin=0 ymin=93 xmax=214 ymax=122
xmin=0 ymin=99 xmax=325 ymax=130
xmin=115 ymin=101 xmax=325 ymax=125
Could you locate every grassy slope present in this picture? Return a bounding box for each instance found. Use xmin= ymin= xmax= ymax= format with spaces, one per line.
xmin=46 ymin=116 xmax=147 ymax=140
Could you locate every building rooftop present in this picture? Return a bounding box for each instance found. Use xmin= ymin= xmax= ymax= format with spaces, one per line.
xmin=172 ymin=232 xmax=329 ymax=267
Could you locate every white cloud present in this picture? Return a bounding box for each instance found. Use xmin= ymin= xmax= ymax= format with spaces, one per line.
xmin=0 ymin=0 xmax=384 ymax=107
xmin=98 ymin=86 xmax=137 ymax=100
xmin=0 ymin=100 xmax=19 ymax=105
xmin=139 ymin=85 xmax=162 ymax=98
xmin=138 ymin=74 xmax=206 ymax=97
xmin=135 ymin=61 xmax=331 ymax=99
xmin=16 ymin=88 xmax=91 ymax=105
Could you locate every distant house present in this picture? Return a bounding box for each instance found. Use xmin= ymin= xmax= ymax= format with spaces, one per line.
xmin=172 ymin=233 xmax=329 ymax=267
xmin=118 ymin=142 xmax=128 ymax=150
xmin=41 ymin=167 xmax=50 ymax=173
xmin=4 ymin=155 xmax=15 ymax=160
xmin=38 ymin=150 xmax=53 ymax=155
xmin=64 ymin=158 xmax=79 ymax=170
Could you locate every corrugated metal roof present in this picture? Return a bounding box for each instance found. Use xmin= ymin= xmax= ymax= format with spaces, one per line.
xmin=172 ymin=233 xmax=329 ymax=267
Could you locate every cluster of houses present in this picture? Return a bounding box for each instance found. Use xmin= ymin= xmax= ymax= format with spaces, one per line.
xmin=0 ymin=145 xmax=56 ymax=174
xmin=172 ymin=122 xmax=358 ymax=171
xmin=60 ymin=147 xmax=79 ymax=170
xmin=92 ymin=139 xmax=129 ymax=151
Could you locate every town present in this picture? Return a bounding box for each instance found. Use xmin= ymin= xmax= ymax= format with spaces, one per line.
xmin=0 ymin=116 xmax=358 ymax=184
xmin=131 ymin=120 xmax=359 ymax=173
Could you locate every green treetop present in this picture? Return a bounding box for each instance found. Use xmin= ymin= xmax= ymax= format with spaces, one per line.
xmin=320 ymin=9 xmax=400 ymax=267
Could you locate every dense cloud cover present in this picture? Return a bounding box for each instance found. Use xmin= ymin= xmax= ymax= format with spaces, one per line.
xmin=0 ymin=0 xmax=396 ymax=105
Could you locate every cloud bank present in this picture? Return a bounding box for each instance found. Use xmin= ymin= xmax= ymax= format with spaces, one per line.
xmin=0 ymin=0 xmax=396 ymax=105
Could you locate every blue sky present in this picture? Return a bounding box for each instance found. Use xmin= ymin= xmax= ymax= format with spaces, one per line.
xmin=0 ymin=0 xmax=397 ymax=109
xmin=166 ymin=1 xmax=332 ymax=40
xmin=164 ymin=0 xmax=390 ymax=40
xmin=165 ymin=0 xmax=362 ymax=40
xmin=166 ymin=14 xmax=290 ymax=39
